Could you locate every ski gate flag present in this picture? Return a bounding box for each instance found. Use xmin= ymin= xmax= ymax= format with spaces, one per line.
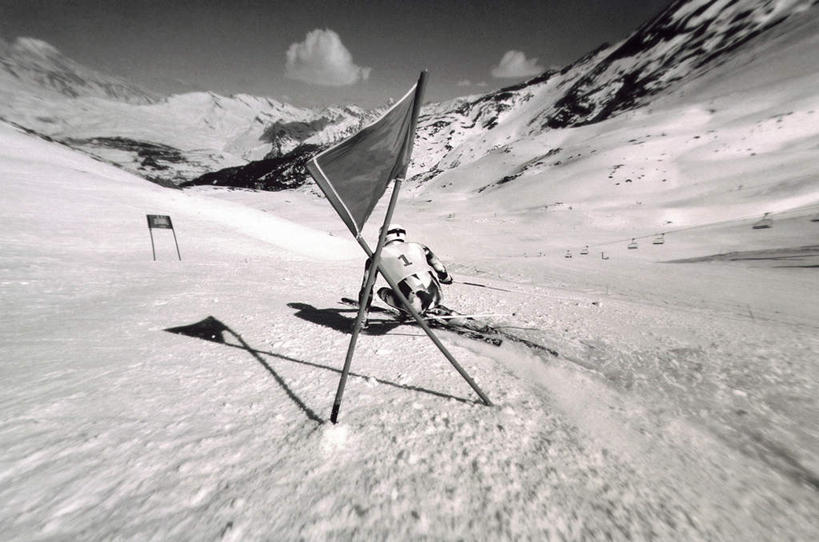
xmin=306 ymin=72 xmax=427 ymax=237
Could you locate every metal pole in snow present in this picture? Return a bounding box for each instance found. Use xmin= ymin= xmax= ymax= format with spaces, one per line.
xmin=170 ymin=223 xmax=182 ymax=261
xmin=147 ymin=216 xmax=157 ymax=261
xmin=356 ymin=193 xmax=491 ymax=408
xmin=330 ymin=70 xmax=489 ymax=421
xmin=375 ymin=265 xmax=493 ymax=407
xmin=455 ymin=280 xmax=513 ymax=293
xmin=331 ymin=179 xmax=404 ymax=424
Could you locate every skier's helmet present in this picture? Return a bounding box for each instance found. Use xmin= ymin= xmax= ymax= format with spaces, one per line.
xmin=384 ymin=223 xmax=406 ymax=244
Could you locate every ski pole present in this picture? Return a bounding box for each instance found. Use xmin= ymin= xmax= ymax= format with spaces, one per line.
xmin=427 ymin=312 xmax=513 ymax=320
xmin=366 ymin=312 xmax=513 ymax=323
xmin=454 ymin=280 xmax=513 ymax=293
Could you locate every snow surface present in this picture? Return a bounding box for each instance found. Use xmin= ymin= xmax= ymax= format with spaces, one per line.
xmin=2 ymin=109 xmax=818 ymax=540
xmin=2 ymin=2 xmax=819 ymax=538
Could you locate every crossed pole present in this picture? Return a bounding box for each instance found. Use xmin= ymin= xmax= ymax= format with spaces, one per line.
xmin=330 ymin=177 xmax=492 ymax=423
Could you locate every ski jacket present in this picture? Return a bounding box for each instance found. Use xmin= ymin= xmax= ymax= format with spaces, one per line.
xmin=363 ymin=240 xmax=452 ymax=293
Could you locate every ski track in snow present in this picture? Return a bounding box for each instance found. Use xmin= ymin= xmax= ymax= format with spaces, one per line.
xmin=1 ymin=121 xmax=818 ymax=540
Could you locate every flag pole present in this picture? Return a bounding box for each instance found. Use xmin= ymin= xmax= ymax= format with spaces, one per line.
xmin=331 ymin=179 xmax=492 ymax=424
xmin=373 ymin=255 xmax=493 ymax=407
xmin=326 ymin=70 xmax=489 ymax=423
xmin=169 ymin=217 xmax=182 ymax=261
xmin=331 ymin=178 xmax=404 ymax=423
xmin=147 ymin=215 xmax=157 ymax=261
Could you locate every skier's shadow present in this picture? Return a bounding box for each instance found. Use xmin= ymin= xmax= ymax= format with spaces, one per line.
xmin=165 ymin=316 xmax=474 ymax=422
xmin=287 ymin=302 xmax=404 ymax=335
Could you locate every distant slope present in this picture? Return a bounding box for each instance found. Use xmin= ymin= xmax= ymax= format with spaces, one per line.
xmin=0 ymin=36 xmax=378 ymax=186
xmin=405 ymin=0 xmax=819 ymax=261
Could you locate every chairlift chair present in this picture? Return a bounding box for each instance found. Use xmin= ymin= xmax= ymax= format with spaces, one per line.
xmin=752 ymin=212 xmax=773 ymax=229
xmin=627 ymin=238 xmax=638 ymax=249
xmin=811 ymin=212 xmax=819 ymax=223
xmin=565 ymin=250 xmax=573 ymax=259
xmin=580 ymin=245 xmax=589 ymax=255
xmin=601 ymin=251 xmax=609 ymax=260
xmin=652 ymin=233 xmax=665 ymax=245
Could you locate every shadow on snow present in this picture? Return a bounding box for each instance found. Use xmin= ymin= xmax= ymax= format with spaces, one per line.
xmin=164 ymin=315 xmax=476 ymax=424
xmin=286 ymin=302 xmax=407 ymax=336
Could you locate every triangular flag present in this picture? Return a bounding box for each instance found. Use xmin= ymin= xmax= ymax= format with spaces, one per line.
xmin=306 ymin=72 xmax=426 ymax=237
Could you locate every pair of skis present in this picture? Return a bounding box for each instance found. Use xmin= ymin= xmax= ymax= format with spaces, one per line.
xmin=341 ymin=297 xmax=504 ymax=346
xmin=340 ymin=298 xmax=560 ymax=356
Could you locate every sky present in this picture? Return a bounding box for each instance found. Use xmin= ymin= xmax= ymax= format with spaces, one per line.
xmin=0 ymin=0 xmax=673 ymax=108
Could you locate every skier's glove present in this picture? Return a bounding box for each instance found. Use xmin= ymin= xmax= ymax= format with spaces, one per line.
xmin=439 ymin=272 xmax=453 ymax=285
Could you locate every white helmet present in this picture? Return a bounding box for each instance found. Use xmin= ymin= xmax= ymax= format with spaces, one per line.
xmin=384 ymin=223 xmax=406 ymax=244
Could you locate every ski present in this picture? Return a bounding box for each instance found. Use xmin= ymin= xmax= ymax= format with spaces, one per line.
xmin=340 ymin=298 xmax=503 ymax=346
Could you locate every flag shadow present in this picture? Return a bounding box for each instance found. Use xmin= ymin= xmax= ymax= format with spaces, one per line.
xmin=165 ymin=316 xmax=475 ymax=415
xmin=165 ymin=316 xmax=323 ymax=423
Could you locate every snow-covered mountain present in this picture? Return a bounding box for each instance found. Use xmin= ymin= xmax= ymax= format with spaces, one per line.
xmin=408 ymin=0 xmax=819 ymax=181
xmin=191 ymin=0 xmax=819 ymax=213
xmin=0 ymin=36 xmax=378 ymax=186
xmin=0 ymin=36 xmax=157 ymax=104
xmin=3 ymin=0 xmax=818 ymax=248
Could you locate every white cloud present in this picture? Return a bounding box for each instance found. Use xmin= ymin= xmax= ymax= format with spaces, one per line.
xmin=285 ymin=29 xmax=371 ymax=86
xmin=476 ymin=81 xmax=488 ymax=87
xmin=457 ymin=79 xmax=472 ymax=87
xmin=490 ymin=50 xmax=544 ymax=78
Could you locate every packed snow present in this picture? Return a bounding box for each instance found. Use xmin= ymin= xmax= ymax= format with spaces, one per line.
xmin=2 ymin=107 xmax=818 ymax=540
xmin=3 ymin=1 xmax=819 ymax=539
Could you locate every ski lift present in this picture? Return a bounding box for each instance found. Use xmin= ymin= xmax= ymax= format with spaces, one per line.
xmin=601 ymin=251 xmax=609 ymax=260
xmin=564 ymin=250 xmax=573 ymax=259
xmin=652 ymin=233 xmax=665 ymax=245
xmin=580 ymin=245 xmax=589 ymax=255
xmin=752 ymin=212 xmax=773 ymax=229
xmin=627 ymin=238 xmax=638 ymax=249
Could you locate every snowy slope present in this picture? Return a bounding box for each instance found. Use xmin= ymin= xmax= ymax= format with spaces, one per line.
xmin=2 ymin=0 xmax=819 ymax=538
xmin=2 ymin=118 xmax=818 ymax=540
xmin=409 ymin=0 xmax=819 ymax=181
xmin=403 ymin=0 xmax=819 ymax=264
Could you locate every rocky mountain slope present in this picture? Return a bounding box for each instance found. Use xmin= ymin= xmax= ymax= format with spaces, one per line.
xmin=187 ymin=0 xmax=818 ymax=195
xmin=408 ymin=0 xmax=819 ymax=184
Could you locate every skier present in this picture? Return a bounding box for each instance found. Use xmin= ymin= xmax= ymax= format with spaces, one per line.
xmin=359 ymin=224 xmax=453 ymax=317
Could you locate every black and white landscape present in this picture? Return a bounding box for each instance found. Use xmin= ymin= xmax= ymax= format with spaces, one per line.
xmin=1 ymin=0 xmax=818 ymax=539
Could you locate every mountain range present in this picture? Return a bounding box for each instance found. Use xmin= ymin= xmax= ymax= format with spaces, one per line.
xmin=1 ymin=0 xmax=818 ymax=256
xmin=0 ymin=36 xmax=381 ymax=186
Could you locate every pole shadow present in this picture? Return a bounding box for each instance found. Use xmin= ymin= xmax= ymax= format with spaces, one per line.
xmin=165 ymin=316 xmax=475 ymax=416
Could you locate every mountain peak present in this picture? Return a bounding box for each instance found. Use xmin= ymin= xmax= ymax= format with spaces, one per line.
xmin=12 ymin=37 xmax=61 ymax=59
xmin=1 ymin=35 xmax=158 ymax=104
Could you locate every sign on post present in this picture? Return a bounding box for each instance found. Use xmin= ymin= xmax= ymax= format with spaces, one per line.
xmin=146 ymin=214 xmax=181 ymax=261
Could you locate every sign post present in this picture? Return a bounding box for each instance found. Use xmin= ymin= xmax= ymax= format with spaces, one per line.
xmin=146 ymin=214 xmax=181 ymax=261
